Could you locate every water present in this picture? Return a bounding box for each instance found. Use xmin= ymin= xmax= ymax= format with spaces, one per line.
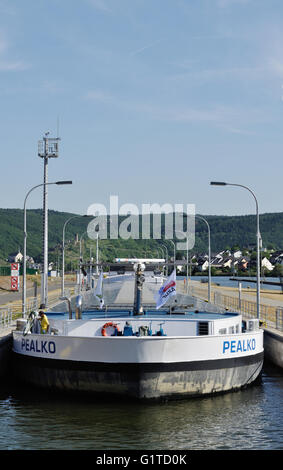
xmin=181 ymin=276 xmax=283 ymax=291
xmin=0 ymin=363 xmax=282 ymax=450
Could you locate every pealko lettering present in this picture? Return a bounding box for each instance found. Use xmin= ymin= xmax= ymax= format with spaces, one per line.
xmin=21 ymin=338 xmax=56 ymax=354
xmin=161 ymin=286 xmax=175 ymax=299
xmin=223 ymin=338 xmax=256 ymax=354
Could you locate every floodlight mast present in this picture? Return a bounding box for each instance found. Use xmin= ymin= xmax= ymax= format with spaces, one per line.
xmin=38 ymin=133 xmax=60 ymax=307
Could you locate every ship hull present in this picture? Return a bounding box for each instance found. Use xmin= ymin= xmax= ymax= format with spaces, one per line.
xmin=12 ymin=330 xmax=264 ymax=400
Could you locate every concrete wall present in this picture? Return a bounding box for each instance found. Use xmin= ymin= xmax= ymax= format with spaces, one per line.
xmin=263 ymin=329 xmax=283 ymax=369
xmin=0 ymin=334 xmax=12 ymax=379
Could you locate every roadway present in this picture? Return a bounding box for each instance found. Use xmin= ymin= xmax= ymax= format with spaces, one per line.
xmin=0 ymin=281 xmax=74 ymax=307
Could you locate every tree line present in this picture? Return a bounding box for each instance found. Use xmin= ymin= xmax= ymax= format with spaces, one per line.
xmin=1 ymin=209 xmax=283 ymax=265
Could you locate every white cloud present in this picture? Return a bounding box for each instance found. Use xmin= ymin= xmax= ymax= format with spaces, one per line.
xmin=168 ymin=65 xmax=265 ymax=83
xmin=85 ymin=88 xmax=265 ymax=135
xmin=130 ymin=39 xmax=163 ymax=57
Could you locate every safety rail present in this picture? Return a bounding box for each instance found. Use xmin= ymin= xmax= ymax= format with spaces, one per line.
xmin=276 ymin=308 xmax=283 ymax=332
xmin=0 ymin=288 xmax=71 ymax=330
xmin=0 ymin=307 xmax=12 ymax=330
xmin=179 ymin=280 xmax=283 ymax=332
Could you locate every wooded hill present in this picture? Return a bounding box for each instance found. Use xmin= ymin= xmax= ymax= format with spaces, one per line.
xmin=0 ymin=208 xmax=282 ymax=265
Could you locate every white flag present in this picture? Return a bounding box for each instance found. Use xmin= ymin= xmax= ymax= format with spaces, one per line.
xmin=94 ymin=271 xmax=104 ymax=309
xmin=155 ymin=270 xmax=176 ymax=309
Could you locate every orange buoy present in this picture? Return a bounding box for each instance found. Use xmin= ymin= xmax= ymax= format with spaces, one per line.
xmin=101 ymin=322 xmax=119 ymax=337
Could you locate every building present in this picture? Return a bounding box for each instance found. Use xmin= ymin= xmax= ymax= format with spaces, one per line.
xmin=7 ymin=251 xmax=23 ymax=263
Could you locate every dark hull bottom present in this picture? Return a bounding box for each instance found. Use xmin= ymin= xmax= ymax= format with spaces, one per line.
xmin=12 ymin=352 xmax=264 ymax=400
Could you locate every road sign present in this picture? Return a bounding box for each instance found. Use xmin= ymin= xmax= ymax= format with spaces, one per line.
xmin=11 ymin=263 xmax=19 ymax=290
xmin=11 ymin=263 xmax=19 ymax=276
xmin=11 ymin=276 xmax=19 ymax=291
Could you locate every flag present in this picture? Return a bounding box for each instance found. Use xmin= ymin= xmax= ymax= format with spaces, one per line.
xmin=155 ymin=269 xmax=176 ymax=309
xmin=94 ymin=271 xmax=104 ymax=309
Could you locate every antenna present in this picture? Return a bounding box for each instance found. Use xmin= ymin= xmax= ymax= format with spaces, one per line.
xmin=57 ymin=116 xmax=60 ymax=139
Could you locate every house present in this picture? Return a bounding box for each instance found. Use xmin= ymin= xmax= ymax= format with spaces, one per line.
xmin=175 ymin=259 xmax=188 ymax=272
xmin=233 ymin=250 xmax=242 ymax=259
xmin=270 ymin=251 xmax=283 ymax=266
xmin=29 ymin=263 xmax=41 ymax=271
xmin=222 ymin=257 xmax=233 ymax=268
xmin=210 ymin=257 xmax=224 ymax=268
xmin=237 ymin=256 xmax=249 ymax=270
xmin=7 ymin=251 xmax=23 ymax=263
xmin=200 ymin=260 xmax=209 ymax=271
xmin=218 ymin=250 xmax=231 ymax=258
xmin=26 ymin=256 xmax=35 ymax=267
xmin=261 ymin=257 xmax=274 ymax=272
xmin=195 ymin=255 xmax=209 ymax=272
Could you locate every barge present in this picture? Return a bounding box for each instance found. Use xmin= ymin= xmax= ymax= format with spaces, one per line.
xmin=12 ymin=264 xmax=264 ymax=400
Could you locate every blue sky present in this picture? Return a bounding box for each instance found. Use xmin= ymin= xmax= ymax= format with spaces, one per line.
xmin=1 ymin=0 xmax=283 ymax=217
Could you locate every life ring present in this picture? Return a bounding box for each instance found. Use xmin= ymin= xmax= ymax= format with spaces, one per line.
xmin=101 ymin=322 xmax=119 ymax=337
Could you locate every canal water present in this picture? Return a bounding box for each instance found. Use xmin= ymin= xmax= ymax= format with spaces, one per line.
xmin=0 ymin=362 xmax=282 ymax=451
xmin=185 ymin=276 xmax=283 ymax=291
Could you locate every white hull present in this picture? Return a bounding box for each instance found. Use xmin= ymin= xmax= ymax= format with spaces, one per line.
xmin=12 ymin=315 xmax=264 ymax=400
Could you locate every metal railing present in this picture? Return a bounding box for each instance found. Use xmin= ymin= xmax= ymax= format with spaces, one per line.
xmin=2 ymin=280 xmax=282 ymax=333
xmin=180 ymin=281 xmax=283 ymax=332
xmin=276 ymin=308 xmax=283 ymax=331
xmin=0 ymin=288 xmax=72 ymax=330
xmin=0 ymin=307 xmax=12 ymax=330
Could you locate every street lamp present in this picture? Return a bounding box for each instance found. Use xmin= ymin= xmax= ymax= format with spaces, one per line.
xmin=95 ymin=227 xmax=99 ymax=276
xmin=196 ymin=215 xmax=211 ymax=302
xmin=176 ymin=231 xmax=189 ymax=293
xmin=210 ymin=181 xmax=261 ymax=319
xmin=167 ymin=240 xmax=176 ymax=270
xmin=22 ymin=180 xmax=72 ymax=317
xmin=62 ymin=214 xmax=90 ymax=296
xmin=161 ymin=244 xmax=169 ymax=276
xmin=79 ymin=231 xmax=88 ymax=293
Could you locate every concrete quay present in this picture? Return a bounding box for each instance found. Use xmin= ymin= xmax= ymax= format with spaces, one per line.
xmin=0 ymin=329 xmax=13 ymax=378
xmin=179 ymin=278 xmax=283 ymax=369
xmin=0 ymin=279 xmax=72 ymax=378
xmin=261 ymin=326 xmax=283 ymax=369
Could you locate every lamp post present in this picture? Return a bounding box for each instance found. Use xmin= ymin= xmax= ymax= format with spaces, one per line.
xmin=79 ymin=232 xmax=88 ymax=293
xmin=156 ymin=247 xmax=164 ymax=274
xmin=176 ymin=231 xmax=189 ymax=293
xmin=22 ymin=180 xmax=72 ymax=317
xmin=62 ymin=215 xmax=90 ymax=296
xmin=210 ymin=181 xmax=261 ymax=319
xmin=96 ymin=230 xmax=99 ymax=276
xmin=196 ymin=215 xmax=211 ymax=302
xmin=167 ymin=239 xmax=176 ymax=270
xmin=161 ymin=244 xmax=169 ymax=276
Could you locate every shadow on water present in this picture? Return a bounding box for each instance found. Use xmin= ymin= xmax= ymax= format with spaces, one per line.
xmin=0 ymin=362 xmax=282 ymax=450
